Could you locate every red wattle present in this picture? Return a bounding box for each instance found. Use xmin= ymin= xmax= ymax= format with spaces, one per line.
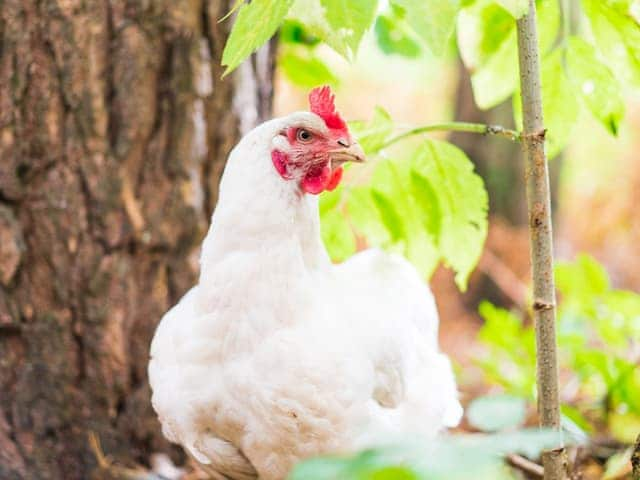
xmin=301 ymin=165 xmax=331 ymax=195
xmin=326 ymin=166 xmax=343 ymax=191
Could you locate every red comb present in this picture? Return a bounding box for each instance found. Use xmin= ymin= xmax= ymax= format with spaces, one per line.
xmin=308 ymin=86 xmax=347 ymax=132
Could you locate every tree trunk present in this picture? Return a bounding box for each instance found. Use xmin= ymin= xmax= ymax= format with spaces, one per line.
xmin=0 ymin=1 xmax=275 ymax=479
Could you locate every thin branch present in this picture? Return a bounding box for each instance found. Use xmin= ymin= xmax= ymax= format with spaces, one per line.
xmin=380 ymin=122 xmax=520 ymax=150
xmin=516 ymin=1 xmax=566 ymax=479
xmin=508 ymin=453 xmax=545 ymax=478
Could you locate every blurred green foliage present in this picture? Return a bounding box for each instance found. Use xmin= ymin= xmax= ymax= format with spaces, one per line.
xmin=374 ymin=7 xmax=422 ymax=58
xmin=389 ymin=0 xmax=459 ymax=56
xmin=279 ymin=20 xmax=338 ymax=88
xmin=221 ymin=0 xmax=293 ymax=75
xmin=288 ymin=429 xmax=563 ymax=479
xmin=466 ymin=394 xmax=527 ymax=432
xmin=477 ymin=254 xmax=640 ymax=442
xmin=274 ymin=0 xmax=637 ymax=159
xmin=222 ymin=0 xmax=640 ymax=148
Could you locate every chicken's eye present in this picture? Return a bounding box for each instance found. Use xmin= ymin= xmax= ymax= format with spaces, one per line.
xmin=296 ymin=129 xmax=313 ymax=143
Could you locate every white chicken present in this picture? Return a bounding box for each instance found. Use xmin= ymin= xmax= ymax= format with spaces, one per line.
xmin=148 ymin=86 xmax=463 ymax=480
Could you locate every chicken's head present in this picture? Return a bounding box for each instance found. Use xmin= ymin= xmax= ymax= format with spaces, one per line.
xmin=271 ymin=86 xmax=365 ymax=195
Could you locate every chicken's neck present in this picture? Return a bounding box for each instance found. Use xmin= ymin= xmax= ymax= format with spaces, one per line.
xmin=204 ymin=194 xmax=328 ymax=270
xmin=198 ymin=156 xmax=331 ymax=296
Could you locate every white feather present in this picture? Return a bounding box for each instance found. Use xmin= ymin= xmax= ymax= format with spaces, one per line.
xmin=149 ymin=113 xmax=462 ymax=480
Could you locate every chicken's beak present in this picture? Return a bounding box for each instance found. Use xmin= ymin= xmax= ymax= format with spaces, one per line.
xmin=329 ymin=141 xmax=366 ymax=168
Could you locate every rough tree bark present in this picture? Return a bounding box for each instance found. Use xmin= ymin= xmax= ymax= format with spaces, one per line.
xmin=0 ymin=1 xmax=275 ymax=479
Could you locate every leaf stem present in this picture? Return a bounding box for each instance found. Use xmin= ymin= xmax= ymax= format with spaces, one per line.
xmin=516 ymin=1 xmax=566 ymax=479
xmin=380 ymin=122 xmax=520 ymax=149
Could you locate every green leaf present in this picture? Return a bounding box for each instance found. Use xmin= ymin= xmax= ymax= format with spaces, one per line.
xmin=602 ymin=290 xmax=640 ymax=340
xmin=347 ymin=187 xmax=391 ymax=246
xmin=279 ymin=20 xmax=321 ymax=45
xmin=478 ymin=302 xmax=526 ymax=350
xmin=458 ymin=1 xmax=515 ymax=68
xmin=289 ymin=448 xmax=421 ymax=480
xmin=409 ymin=170 xmax=442 ymax=241
xmin=412 ymin=140 xmax=488 ymax=290
xmin=321 ymin=0 xmax=379 ymax=55
xmin=338 ymin=134 xmax=486 ymax=288
xmin=365 ymin=158 xmax=441 ymax=277
xmin=222 ymin=0 xmax=294 ymax=76
xmin=371 ymin=189 xmax=406 ymax=242
xmin=599 ymin=0 xmax=638 ymax=11
xmin=477 ymin=301 xmax=536 ymax=396
xmin=467 ymin=394 xmax=527 ymax=432
xmin=609 ymin=412 xmax=640 ymax=443
xmin=459 ymin=0 xmax=559 ymax=109
xmin=469 ymin=429 xmax=564 ymax=459
xmin=582 ymin=0 xmax=640 ymax=87
xmin=375 ymin=13 xmax=422 ymax=58
xmin=320 ymin=186 xmax=357 ymax=262
xmin=371 ymin=467 xmax=421 ymax=480
xmin=492 ymin=0 xmax=528 ymax=17
xmin=279 ymin=51 xmax=338 ymax=87
xmin=319 ymin=186 xmax=342 ymax=215
xmin=289 ymin=430 xmax=563 ymax=480
xmin=538 ymin=51 xmax=580 ymax=156
xmin=536 ymin=0 xmax=562 ymax=54
xmin=565 ymin=37 xmax=625 ymax=135
xmin=555 ymin=254 xmax=610 ymax=301
xmin=391 ymin=0 xmax=461 ymax=56
xmin=561 ymin=405 xmax=594 ymax=436
xmin=366 ymin=144 xmax=487 ymax=285
xmin=320 ymin=208 xmax=356 ymax=262
xmin=468 ymin=31 xmax=519 ymax=109
xmin=350 ymin=107 xmax=394 ymax=154
xmin=288 ymin=0 xmax=350 ymax=57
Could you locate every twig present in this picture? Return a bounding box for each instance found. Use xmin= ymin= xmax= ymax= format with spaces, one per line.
xmin=88 ymin=431 xmax=110 ymax=470
xmin=508 ymin=453 xmax=545 ymax=478
xmin=516 ymin=2 xmax=566 ymax=479
xmin=379 ymin=122 xmax=520 ymax=150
